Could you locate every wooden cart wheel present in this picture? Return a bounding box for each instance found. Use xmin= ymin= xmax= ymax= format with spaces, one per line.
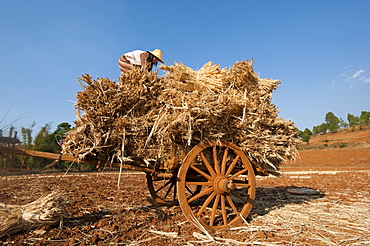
xmin=146 ymin=173 xmax=178 ymax=206
xmin=146 ymin=172 xmax=201 ymax=207
xmin=177 ymin=140 xmax=256 ymax=230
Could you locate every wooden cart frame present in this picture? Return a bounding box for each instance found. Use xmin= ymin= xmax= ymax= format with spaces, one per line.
xmin=0 ymin=140 xmax=269 ymax=231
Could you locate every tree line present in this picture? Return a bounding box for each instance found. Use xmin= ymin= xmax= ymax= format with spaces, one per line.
xmin=1 ymin=122 xmax=74 ymax=170
xmin=297 ymin=111 xmax=370 ymax=143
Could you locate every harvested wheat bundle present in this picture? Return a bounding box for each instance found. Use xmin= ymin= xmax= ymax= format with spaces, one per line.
xmin=160 ymin=61 xmax=227 ymax=92
xmin=0 ymin=192 xmax=63 ymax=238
xmin=156 ymin=61 xmax=299 ymax=171
xmin=62 ymin=60 xmax=299 ymax=173
xmin=62 ymin=70 xmax=166 ymax=164
xmin=225 ymin=59 xmax=259 ymax=88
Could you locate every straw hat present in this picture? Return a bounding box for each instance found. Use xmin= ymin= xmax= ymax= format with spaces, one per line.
xmin=148 ymin=49 xmax=164 ymax=63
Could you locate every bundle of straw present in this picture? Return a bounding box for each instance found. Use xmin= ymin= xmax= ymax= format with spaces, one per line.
xmin=0 ymin=192 xmax=63 ymax=238
xmin=62 ymin=60 xmax=299 ymax=173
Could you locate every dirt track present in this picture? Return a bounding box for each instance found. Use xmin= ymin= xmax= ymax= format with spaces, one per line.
xmin=1 ymin=130 xmax=370 ymax=245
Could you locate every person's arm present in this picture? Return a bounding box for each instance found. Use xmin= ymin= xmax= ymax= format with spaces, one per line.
xmin=140 ymin=52 xmax=154 ymax=71
xmin=140 ymin=52 xmax=149 ymax=67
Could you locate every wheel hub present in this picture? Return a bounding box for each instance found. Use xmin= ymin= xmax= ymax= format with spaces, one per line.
xmin=214 ymin=176 xmax=235 ymax=194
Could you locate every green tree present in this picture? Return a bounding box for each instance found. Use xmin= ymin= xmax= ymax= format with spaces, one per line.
xmin=339 ymin=118 xmax=348 ymax=129
xmin=53 ymin=122 xmax=72 ymax=146
xmin=53 ymin=122 xmax=72 ymax=136
xmin=30 ymin=123 xmax=61 ymax=168
xmin=21 ymin=122 xmax=35 ymax=149
xmin=316 ymin=123 xmax=328 ymax=135
xmin=347 ymin=113 xmax=360 ymax=130
xmin=29 ymin=122 xmax=73 ymax=169
xmin=312 ymin=125 xmax=318 ymax=135
xmin=347 ymin=113 xmax=359 ymax=127
xmin=301 ymin=128 xmax=312 ymax=144
xmin=296 ymin=128 xmax=304 ymax=138
xmin=325 ymin=112 xmax=340 ymax=132
xmin=301 ymin=132 xmax=310 ymax=143
xmin=359 ymin=111 xmax=370 ymax=128
xmin=303 ymin=128 xmax=313 ymax=136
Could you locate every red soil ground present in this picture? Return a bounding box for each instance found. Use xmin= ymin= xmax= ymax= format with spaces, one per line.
xmin=1 ymin=127 xmax=369 ymax=245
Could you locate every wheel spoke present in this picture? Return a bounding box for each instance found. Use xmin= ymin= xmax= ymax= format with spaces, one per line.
xmin=190 ymin=164 xmax=213 ymax=181
xmin=212 ymin=147 xmax=221 ymax=175
xmin=147 ymin=174 xmax=176 ymax=207
xmin=196 ymin=191 xmax=217 ymax=217
xmin=200 ymin=152 xmax=217 ymax=177
xmin=226 ymin=194 xmax=241 ymax=219
xmin=221 ymin=195 xmax=227 ymax=226
xmin=155 ymin=179 xmax=172 ymax=193
xmin=230 ymin=190 xmax=250 ymax=204
xmin=164 ymin=181 xmax=175 ymax=200
xmin=186 ymin=181 xmax=212 ymax=186
xmin=173 ymin=182 xmax=177 ymax=204
xmin=210 ymin=194 xmax=220 ymax=226
xmin=188 ymin=187 xmax=213 ymax=203
xmin=185 ymin=185 xmax=196 ymax=195
xmin=185 ymin=185 xmax=201 ymax=197
xmin=233 ymin=182 xmax=251 ymax=188
xmin=229 ymin=168 xmax=249 ymax=180
xmin=221 ymin=147 xmax=229 ymax=175
xmin=225 ymin=155 xmax=240 ymax=176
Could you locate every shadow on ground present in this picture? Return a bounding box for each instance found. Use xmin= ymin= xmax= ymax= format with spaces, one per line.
xmin=250 ymin=186 xmax=325 ymax=218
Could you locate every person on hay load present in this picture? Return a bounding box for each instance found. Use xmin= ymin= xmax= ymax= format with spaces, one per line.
xmin=118 ymin=49 xmax=164 ymax=76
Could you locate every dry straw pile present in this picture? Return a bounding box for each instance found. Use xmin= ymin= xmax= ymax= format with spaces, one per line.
xmin=62 ymin=60 xmax=299 ymax=173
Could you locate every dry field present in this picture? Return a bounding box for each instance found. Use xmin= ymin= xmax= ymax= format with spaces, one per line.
xmin=1 ymin=128 xmax=369 ymax=245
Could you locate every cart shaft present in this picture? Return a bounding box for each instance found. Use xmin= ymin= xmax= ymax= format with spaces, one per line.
xmin=0 ymin=146 xmax=170 ymax=175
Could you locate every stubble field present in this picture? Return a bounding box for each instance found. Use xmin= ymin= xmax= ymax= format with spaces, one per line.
xmin=1 ymin=128 xmax=369 ymax=245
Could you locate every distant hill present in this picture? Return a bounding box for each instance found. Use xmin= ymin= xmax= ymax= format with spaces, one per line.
xmin=284 ymin=125 xmax=370 ymax=170
xmin=300 ymin=125 xmax=370 ymax=150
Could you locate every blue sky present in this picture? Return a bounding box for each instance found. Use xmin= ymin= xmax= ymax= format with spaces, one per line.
xmin=1 ymin=0 xmax=369 ymax=139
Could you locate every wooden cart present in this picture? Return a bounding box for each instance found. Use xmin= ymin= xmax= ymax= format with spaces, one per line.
xmin=0 ymin=140 xmax=269 ymax=232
